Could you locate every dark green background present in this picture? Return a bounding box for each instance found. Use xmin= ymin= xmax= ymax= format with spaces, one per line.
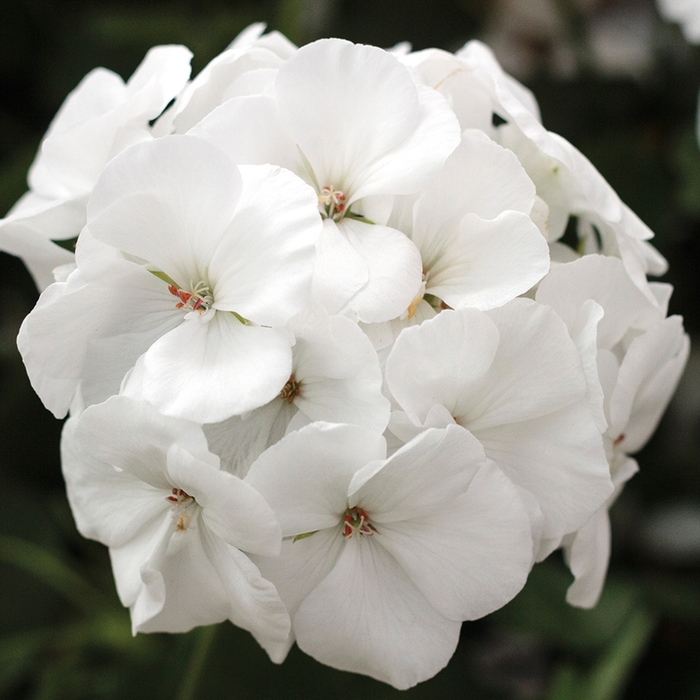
xmin=1 ymin=1 xmax=700 ymax=698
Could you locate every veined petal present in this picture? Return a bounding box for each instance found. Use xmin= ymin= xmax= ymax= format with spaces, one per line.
xmin=246 ymin=422 xmax=386 ymax=536
xmin=339 ymin=219 xmax=423 ymax=323
xmin=124 ymin=312 xmax=293 ymax=423
xmin=87 ymin=135 xmax=242 ymax=278
xmin=348 ymin=425 xmax=485 ymax=522
xmin=275 ymin=39 xmax=421 ymax=194
xmin=425 ymin=211 xmax=549 ymax=310
xmin=166 ymin=443 xmax=281 ymax=557
xmin=375 ymin=461 xmax=532 ymax=621
xmin=293 ymin=537 xmax=461 ymax=689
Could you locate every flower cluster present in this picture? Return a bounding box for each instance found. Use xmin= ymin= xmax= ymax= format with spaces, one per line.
xmin=2 ymin=24 xmax=689 ymax=689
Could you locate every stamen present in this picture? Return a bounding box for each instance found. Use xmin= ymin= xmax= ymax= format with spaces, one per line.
xmin=279 ymin=375 xmax=302 ymax=404
xmin=166 ymin=488 xmax=195 ymax=532
xmin=318 ymin=186 xmax=347 ymax=221
xmin=166 ymin=487 xmax=193 ymax=504
xmin=168 ymin=280 xmax=214 ymax=315
xmin=342 ymin=507 xmax=377 ymax=539
xmin=613 ymin=433 xmax=625 ymax=447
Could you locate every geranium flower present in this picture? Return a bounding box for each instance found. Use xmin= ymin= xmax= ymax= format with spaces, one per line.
xmin=18 ymin=134 xmax=321 ymax=422
xmin=204 ymin=307 xmax=390 ymax=476
xmin=385 ymin=300 xmax=614 ymax=544
xmin=192 ymin=38 xmax=461 ymax=323
xmin=62 ymin=396 xmax=290 ymax=660
xmin=246 ymin=422 xmax=533 ymax=688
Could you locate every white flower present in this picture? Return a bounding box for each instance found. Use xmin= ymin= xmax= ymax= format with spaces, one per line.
xmin=404 ymin=42 xmax=668 ymax=302
xmin=18 ymin=134 xmax=321 ymax=422
xmin=204 ymin=306 xmax=390 ymax=476
xmin=371 ymin=129 xmax=549 ymax=342
xmin=0 ymin=45 xmax=193 ymax=290
xmin=62 ymin=395 xmax=290 ymax=659
xmin=536 ymin=255 xmax=689 ymax=605
xmin=192 ymin=37 xmax=461 ymax=323
xmin=154 ymin=23 xmax=296 ymax=136
xmin=385 ymin=300 xmax=614 ymax=544
xmin=246 ymin=422 xmax=533 ymax=689
xmin=658 ymin=0 xmax=700 ymax=43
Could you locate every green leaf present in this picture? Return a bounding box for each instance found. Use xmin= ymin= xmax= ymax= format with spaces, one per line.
xmin=582 ymin=608 xmax=655 ymax=700
xmin=0 ymin=535 xmax=106 ymax=615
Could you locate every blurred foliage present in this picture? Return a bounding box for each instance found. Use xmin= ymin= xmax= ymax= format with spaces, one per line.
xmin=1 ymin=0 xmax=700 ymax=698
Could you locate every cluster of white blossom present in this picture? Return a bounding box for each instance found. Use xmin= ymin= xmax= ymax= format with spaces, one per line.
xmin=1 ymin=24 xmax=689 ymax=689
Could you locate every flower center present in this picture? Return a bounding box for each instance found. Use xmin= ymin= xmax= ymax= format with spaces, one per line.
xmin=342 ymin=506 xmax=377 ymax=539
xmin=168 ymin=280 xmax=214 ymax=316
xmin=166 ymin=487 xmax=195 ymax=532
xmin=318 ymin=186 xmax=347 ymax=221
xmin=279 ymin=374 xmax=302 ymax=404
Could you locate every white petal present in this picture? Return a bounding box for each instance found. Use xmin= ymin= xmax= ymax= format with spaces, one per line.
xmin=75 ymin=395 xmax=214 ymax=489
xmin=191 ymin=94 xmax=301 ymax=172
xmin=166 ymin=443 xmax=281 ymax=557
xmin=474 ymin=403 xmax=612 ymax=539
xmin=209 ymin=163 xmax=319 ymax=327
xmin=87 ymin=135 xmax=242 ymax=279
xmin=294 ymin=537 xmax=461 ymax=689
xmin=424 ymin=211 xmax=549 ymax=310
xmin=206 ymin=540 xmax=291 ymax=663
xmin=385 ymin=308 xmax=500 ymax=424
xmin=374 ymin=461 xmax=532 ymax=621
xmin=204 ymin=399 xmax=295 ymax=478
xmin=412 ymin=129 xmax=536 ymax=228
xmin=125 ymin=312 xmax=293 ymax=423
xmin=535 ymin=255 xmax=660 ymax=349
xmin=291 ymin=310 xmax=390 ymax=433
xmin=246 ymin=422 xmax=386 ymax=536
xmin=275 ymin=39 xmax=459 ymax=200
xmin=348 ymin=425 xmax=485 ymax=522
xmin=254 ymin=526 xmax=344 ymax=618
xmin=610 ymin=316 xmax=690 ymax=452
xmin=61 ymin=414 xmax=168 ymax=548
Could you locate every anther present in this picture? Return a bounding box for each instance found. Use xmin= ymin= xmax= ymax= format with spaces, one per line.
xmin=279 ymin=375 xmax=302 ymax=404
xmin=342 ymin=507 xmax=377 ymax=539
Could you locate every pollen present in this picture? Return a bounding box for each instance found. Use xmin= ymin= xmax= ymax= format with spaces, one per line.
xmin=318 ymin=186 xmax=347 ymax=221
xmin=342 ymin=506 xmax=377 ymax=539
xmin=279 ymin=374 xmax=302 ymax=404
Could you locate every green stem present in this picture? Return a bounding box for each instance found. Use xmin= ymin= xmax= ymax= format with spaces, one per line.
xmin=176 ymin=625 xmax=217 ymax=700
